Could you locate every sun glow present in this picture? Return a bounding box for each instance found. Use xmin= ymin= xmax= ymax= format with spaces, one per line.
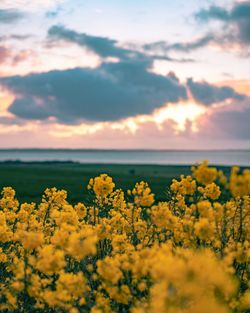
xmin=1 ymin=81 xmax=206 ymax=139
xmin=48 ymin=102 xmax=206 ymax=138
xmin=153 ymin=102 xmax=206 ymax=131
xmin=0 ymin=91 xmax=15 ymax=118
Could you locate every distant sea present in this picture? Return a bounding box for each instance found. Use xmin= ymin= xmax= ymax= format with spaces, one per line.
xmin=0 ymin=149 xmax=250 ymax=166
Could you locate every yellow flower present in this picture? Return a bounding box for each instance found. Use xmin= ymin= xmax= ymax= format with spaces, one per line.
xmin=75 ymin=202 xmax=87 ymax=219
xmin=67 ymin=227 xmax=98 ymax=261
xmin=151 ymin=202 xmax=178 ymax=230
xmin=97 ymin=256 xmax=123 ymax=284
xmin=111 ymin=233 xmax=134 ymax=253
xmin=0 ymin=162 xmax=249 ymax=313
xmin=198 ymin=182 xmax=221 ymax=200
xmin=192 ymin=161 xmax=218 ymax=185
xmin=171 ymin=175 xmax=197 ymax=195
xmin=90 ymin=174 xmax=115 ymax=197
xmin=0 ymin=248 xmax=7 ymax=263
xmin=239 ymin=290 xmax=250 ymax=310
xmin=194 ymin=218 xmax=215 ymax=241
xmin=229 ymin=167 xmax=250 ymax=197
xmin=36 ymin=245 xmax=66 ymax=275
xmin=132 ymin=181 xmax=154 ymax=207
xmin=17 ymin=230 xmax=44 ymax=250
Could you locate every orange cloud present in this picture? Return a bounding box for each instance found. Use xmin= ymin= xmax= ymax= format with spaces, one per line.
xmin=216 ymin=80 xmax=250 ymax=97
xmin=0 ymin=90 xmax=15 ymax=117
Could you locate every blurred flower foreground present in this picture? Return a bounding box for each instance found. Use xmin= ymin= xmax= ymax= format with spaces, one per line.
xmin=0 ymin=161 xmax=250 ymax=313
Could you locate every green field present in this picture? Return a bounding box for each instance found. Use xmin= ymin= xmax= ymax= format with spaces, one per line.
xmin=0 ymin=162 xmax=232 ymax=204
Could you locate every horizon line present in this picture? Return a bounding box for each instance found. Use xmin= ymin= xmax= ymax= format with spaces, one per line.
xmin=0 ymin=148 xmax=250 ymax=152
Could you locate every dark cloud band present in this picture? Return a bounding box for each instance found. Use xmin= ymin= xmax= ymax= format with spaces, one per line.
xmin=187 ymin=78 xmax=245 ymax=105
xmin=0 ymin=65 xmax=187 ymax=123
xmin=195 ymin=2 xmax=250 ymax=46
xmin=0 ymin=9 xmax=24 ymax=24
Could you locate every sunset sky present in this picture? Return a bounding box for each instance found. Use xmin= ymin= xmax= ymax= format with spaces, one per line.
xmin=0 ymin=0 xmax=250 ymax=149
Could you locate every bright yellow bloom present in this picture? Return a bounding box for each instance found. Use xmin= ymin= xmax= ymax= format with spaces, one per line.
xmin=75 ymin=202 xmax=87 ymax=219
xmin=0 ymin=162 xmax=249 ymax=313
xmin=192 ymin=161 xmax=218 ymax=185
xmin=90 ymin=174 xmax=115 ymax=197
xmin=171 ymin=175 xmax=197 ymax=195
xmin=132 ymin=181 xmax=154 ymax=207
xmin=198 ymin=182 xmax=221 ymax=200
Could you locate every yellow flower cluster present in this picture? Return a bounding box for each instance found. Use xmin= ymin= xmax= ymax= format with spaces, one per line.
xmin=192 ymin=160 xmax=218 ymax=185
xmin=171 ymin=175 xmax=196 ymax=195
xmin=230 ymin=166 xmax=250 ymax=197
xmin=0 ymin=161 xmax=249 ymax=313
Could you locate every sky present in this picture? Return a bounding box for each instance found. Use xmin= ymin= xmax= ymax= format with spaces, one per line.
xmin=0 ymin=0 xmax=249 ymax=149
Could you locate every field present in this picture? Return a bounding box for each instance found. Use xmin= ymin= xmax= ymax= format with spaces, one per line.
xmin=0 ymin=162 xmax=232 ymax=203
xmin=0 ymin=161 xmax=249 ymax=313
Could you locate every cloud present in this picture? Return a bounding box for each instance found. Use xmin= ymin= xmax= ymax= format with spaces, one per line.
xmin=48 ymin=25 xmax=194 ymax=63
xmin=0 ymin=45 xmax=32 ymax=66
xmin=0 ymin=25 xmax=193 ymax=124
xmin=45 ymin=10 xmax=60 ymax=19
xmin=195 ymin=6 xmax=229 ymax=22
xmin=143 ymin=34 xmax=216 ymax=53
xmin=1 ymin=24 xmax=247 ymax=124
xmin=48 ymin=25 xmax=135 ymax=61
xmin=187 ymin=78 xmax=246 ymax=105
xmin=197 ymin=100 xmax=250 ymax=139
xmin=0 ymin=116 xmax=24 ymax=125
xmin=0 ymin=46 xmax=10 ymax=64
xmin=11 ymin=50 xmax=33 ymax=65
xmin=195 ymin=1 xmax=250 ymax=46
xmin=45 ymin=5 xmax=64 ymax=19
xmin=0 ymin=118 xmax=188 ymax=149
xmin=1 ymin=24 xmax=247 ymax=126
xmin=213 ymin=108 xmax=250 ymax=139
xmin=0 ymin=9 xmax=24 ymax=24
xmin=0 ymin=63 xmax=187 ymax=123
xmin=195 ymin=2 xmax=250 ymax=23
xmin=144 ymin=1 xmax=250 ymax=56
xmin=0 ymin=34 xmax=31 ymax=42
xmin=0 ymin=0 xmax=65 ymax=10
